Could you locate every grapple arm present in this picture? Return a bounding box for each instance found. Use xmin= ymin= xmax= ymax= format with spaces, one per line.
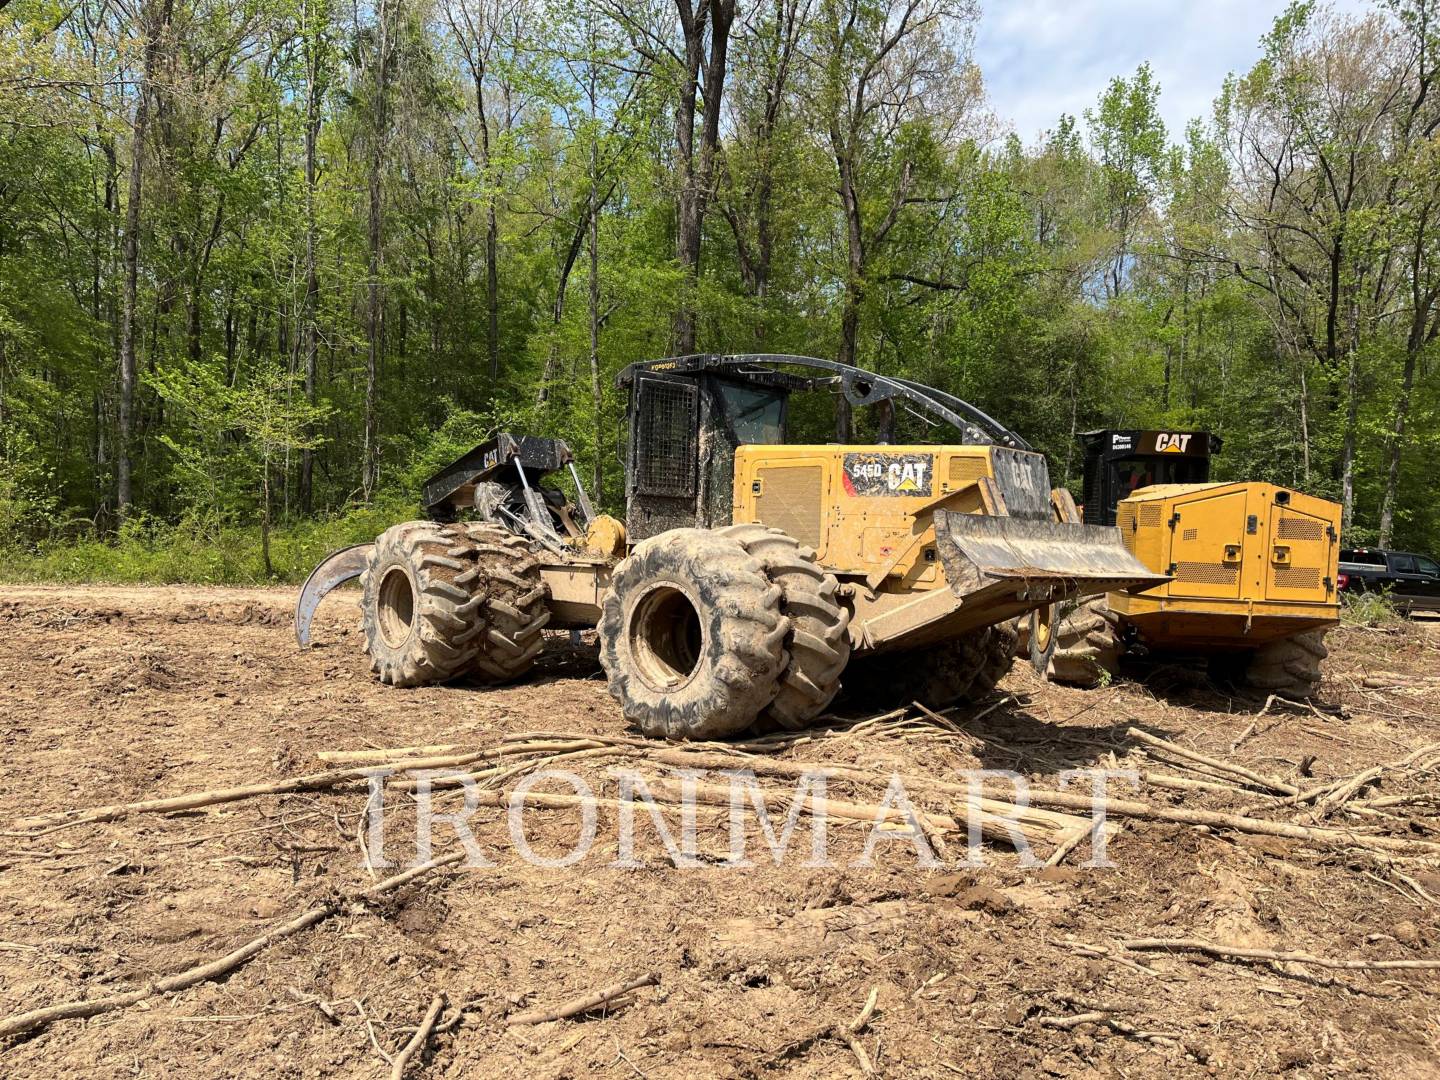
xmin=294 ymin=543 xmax=373 ymax=647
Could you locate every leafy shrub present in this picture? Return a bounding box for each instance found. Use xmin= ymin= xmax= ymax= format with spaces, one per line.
xmin=1341 ymin=588 xmax=1404 ymax=628
xmin=0 ymin=499 xmax=414 ymax=586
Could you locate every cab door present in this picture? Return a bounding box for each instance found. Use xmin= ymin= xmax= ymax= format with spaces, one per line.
xmin=1265 ymin=502 xmax=1336 ymax=603
xmin=1167 ymin=488 xmax=1249 ymax=600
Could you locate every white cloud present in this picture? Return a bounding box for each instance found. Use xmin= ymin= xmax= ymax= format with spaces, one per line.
xmin=974 ymin=0 xmax=1373 ymax=146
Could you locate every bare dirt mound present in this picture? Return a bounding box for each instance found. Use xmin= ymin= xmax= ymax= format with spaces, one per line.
xmin=0 ymin=587 xmax=1436 ymax=1078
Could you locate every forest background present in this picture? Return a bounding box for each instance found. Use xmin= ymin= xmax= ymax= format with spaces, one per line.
xmin=1 ymin=0 xmax=1437 ymax=582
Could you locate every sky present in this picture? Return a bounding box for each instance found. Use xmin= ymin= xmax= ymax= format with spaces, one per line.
xmin=973 ymin=0 xmax=1370 ymax=146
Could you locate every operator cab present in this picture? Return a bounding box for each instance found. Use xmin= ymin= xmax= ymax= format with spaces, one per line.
xmin=618 ymin=354 xmax=1033 ymax=543
xmin=1079 ymin=430 xmax=1220 ymax=527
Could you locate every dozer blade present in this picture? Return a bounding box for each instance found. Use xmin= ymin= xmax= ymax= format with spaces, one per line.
xmin=935 ymin=511 xmax=1168 ymax=611
xmin=294 ymin=543 xmax=373 ymax=647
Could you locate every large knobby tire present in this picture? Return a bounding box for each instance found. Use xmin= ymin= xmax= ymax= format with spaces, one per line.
xmin=961 ymin=620 xmax=1020 ymax=703
xmin=1245 ymin=630 xmax=1328 ymax=698
xmin=599 ymin=528 xmax=788 ymax=741
xmin=719 ymin=524 xmax=851 ymax=730
xmin=361 ymin=521 xmax=484 ymax=687
xmin=1047 ymin=595 xmax=1122 ymax=687
xmin=458 ymin=523 xmax=551 ymax=684
xmin=868 ymin=627 xmax=991 ymax=711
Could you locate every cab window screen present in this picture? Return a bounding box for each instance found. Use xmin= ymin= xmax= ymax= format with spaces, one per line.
xmin=634 ymin=377 xmax=698 ymax=497
xmin=718 ymin=382 xmax=784 ymax=445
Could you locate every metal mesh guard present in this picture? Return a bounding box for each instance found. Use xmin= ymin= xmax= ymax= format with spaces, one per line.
xmin=1278 ymin=515 xmax=1325 ymax=540
xmin=1275 ymin=566 xmax=1321 ymax=589
xmin=636 ymin=379 xmax=697 ymax=497
xmin=1176 ymin=562 xmax=1238 ymax=585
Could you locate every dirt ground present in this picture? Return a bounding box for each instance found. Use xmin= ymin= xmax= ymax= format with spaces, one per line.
xmin=0 ymin=584 xmax=1437 ymax=1079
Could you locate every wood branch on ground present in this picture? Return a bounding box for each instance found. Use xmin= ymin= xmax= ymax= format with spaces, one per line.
xmin=390 ymin=993 xmax=446 ymax=1080
xmin=1126 ymin=727 xmax=1299 ymax=795
xmin=318 ymin=745 xmax=461 ymax=763
xmin=0 ymin=853 xmax=467 ymax=1041
xmin=1120 ymin=937 xmax=1440 ymax=971
xmin=506 ymin=973 xmax=659 ymax=1025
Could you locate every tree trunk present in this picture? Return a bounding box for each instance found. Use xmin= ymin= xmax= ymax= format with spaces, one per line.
xmin=475 ymin=70 xmax=499 ymax=381
xmin=833 ymin=146 xmax=864 ymax=443
xmin=671 ymin=0 xmax=701 ymax=356
xmin=1297 ymin=357 xmax=1311 ymax=484
xmin=300 ymin=31 xmax=322 ymax=515
xmin=1340 ymin=339 xmax=1359 ymax=537
xmin=671 ymin=0 xmax=735 ymax=356
xmin=1377 ymin=348 xmax=1417 ymax=548
xmin=486 ymin=201 xmax=499 ymax=379
xmin=261 ymin=467 xmax=273 ymax=578
xmin=1378 ymin=283 xmax=1437 ymax=548
xmin=588 ymin=135 xmax=603 ymax=501
xmin=361 ymin=0 xmax=395 ymax=503
xmin=117 ymin=0 xmax=174 ymax=521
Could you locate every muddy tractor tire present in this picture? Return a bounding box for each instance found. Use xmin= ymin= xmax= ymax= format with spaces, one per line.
xmin=361 ymin=521 xmax=485 ymax=687
xmin=866 ymin=627 xmax=993 ymax=711
xmin=962 ymin=620 xmax=1020 ymax=703
xmin=719 ymin=524 xmax=851 ymax=730
xmin=1047 ymin=595 xmax=1122 ymax=687
xmin=599 ymin=528 xmax=789 ymax=741
xmin=458 ymin=523 xmax=551 ymax=684
xmin=1245 ymin=630 xmax=1328 ymax=698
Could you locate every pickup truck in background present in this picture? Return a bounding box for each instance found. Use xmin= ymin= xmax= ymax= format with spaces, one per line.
xmin=1338 ymin=548 xmax=1440 ymax=613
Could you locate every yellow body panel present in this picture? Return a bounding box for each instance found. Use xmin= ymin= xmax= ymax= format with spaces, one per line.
xmin=1110 ymin=482 xmax=1341 ymax=647
xmin=731 ymin=444 xmax=997 ymax=588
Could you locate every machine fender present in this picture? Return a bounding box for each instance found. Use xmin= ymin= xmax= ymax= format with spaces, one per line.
xmin=294 ymin=543 xmax=374 ymax=647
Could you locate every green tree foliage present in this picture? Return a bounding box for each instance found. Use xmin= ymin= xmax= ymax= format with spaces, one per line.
xmin=0 ymin=0 xmax=1438 ymax=581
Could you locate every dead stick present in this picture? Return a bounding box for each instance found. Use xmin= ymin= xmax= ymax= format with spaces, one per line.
xmin=14 ymin=754 xmax=505 ymax=832
xmin=1142 ymin=773 xmax=1246 ymax=796
xmin=506 ymin=973 xmax=658 ymax=1025
xmin=0 ymin=853 xmax=466 ymax=1041
xmin=1315 ymin=765 xmax=1386 ymax=817
xmin=318 ymin=745 xmax=461 ymax=764
xmin=1020 ymin=787 xmax=1440 ymax=855
xmin=641 ymin=751 xmax=1093 ymax=837
xmin=1126 ymin=728 xmax=1298 ymax=795
xmin=1121 ymin=937 xmax=1440 ymax=971
xmin=637 ymin=754 xmax=1422 ymax=856
xmin=1039 ymin=1011 xmax=1107 ymax=1029
xmin=390 ymin=993 xmax=446 ymax=1080
xmin=1228 ymin=718 xmax=1259 ymax=753
xmin=645 ymin=776 xmax=1066 ymax=849
xmin=1045 ymin=825 xmax=1095 ymax=868
xmin=521 ymin=750 xmax=1413 ymax=856
xmin=18 ymin=741 xmax=625 ymax=832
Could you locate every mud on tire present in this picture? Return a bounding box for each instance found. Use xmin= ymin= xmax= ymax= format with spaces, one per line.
xmin=719 ymin=524 xmax=851 ymax=730
xmin=361 ymin=521 xmax=485 ymax=687
xmin=1047 ymin=595 xmax=1122 ymax=687
xmin=857 ymin=627 xmax=991 ymax=711
xmin=1245 ymin=629 xmax=1328 ymax=698
xmin=599 ymin=528 xmax=789 ymax=741
xmin=962 ymin=620 xmax=1020 ymax=703
xmin=457 ymin=523 xmax=551 ymax=684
